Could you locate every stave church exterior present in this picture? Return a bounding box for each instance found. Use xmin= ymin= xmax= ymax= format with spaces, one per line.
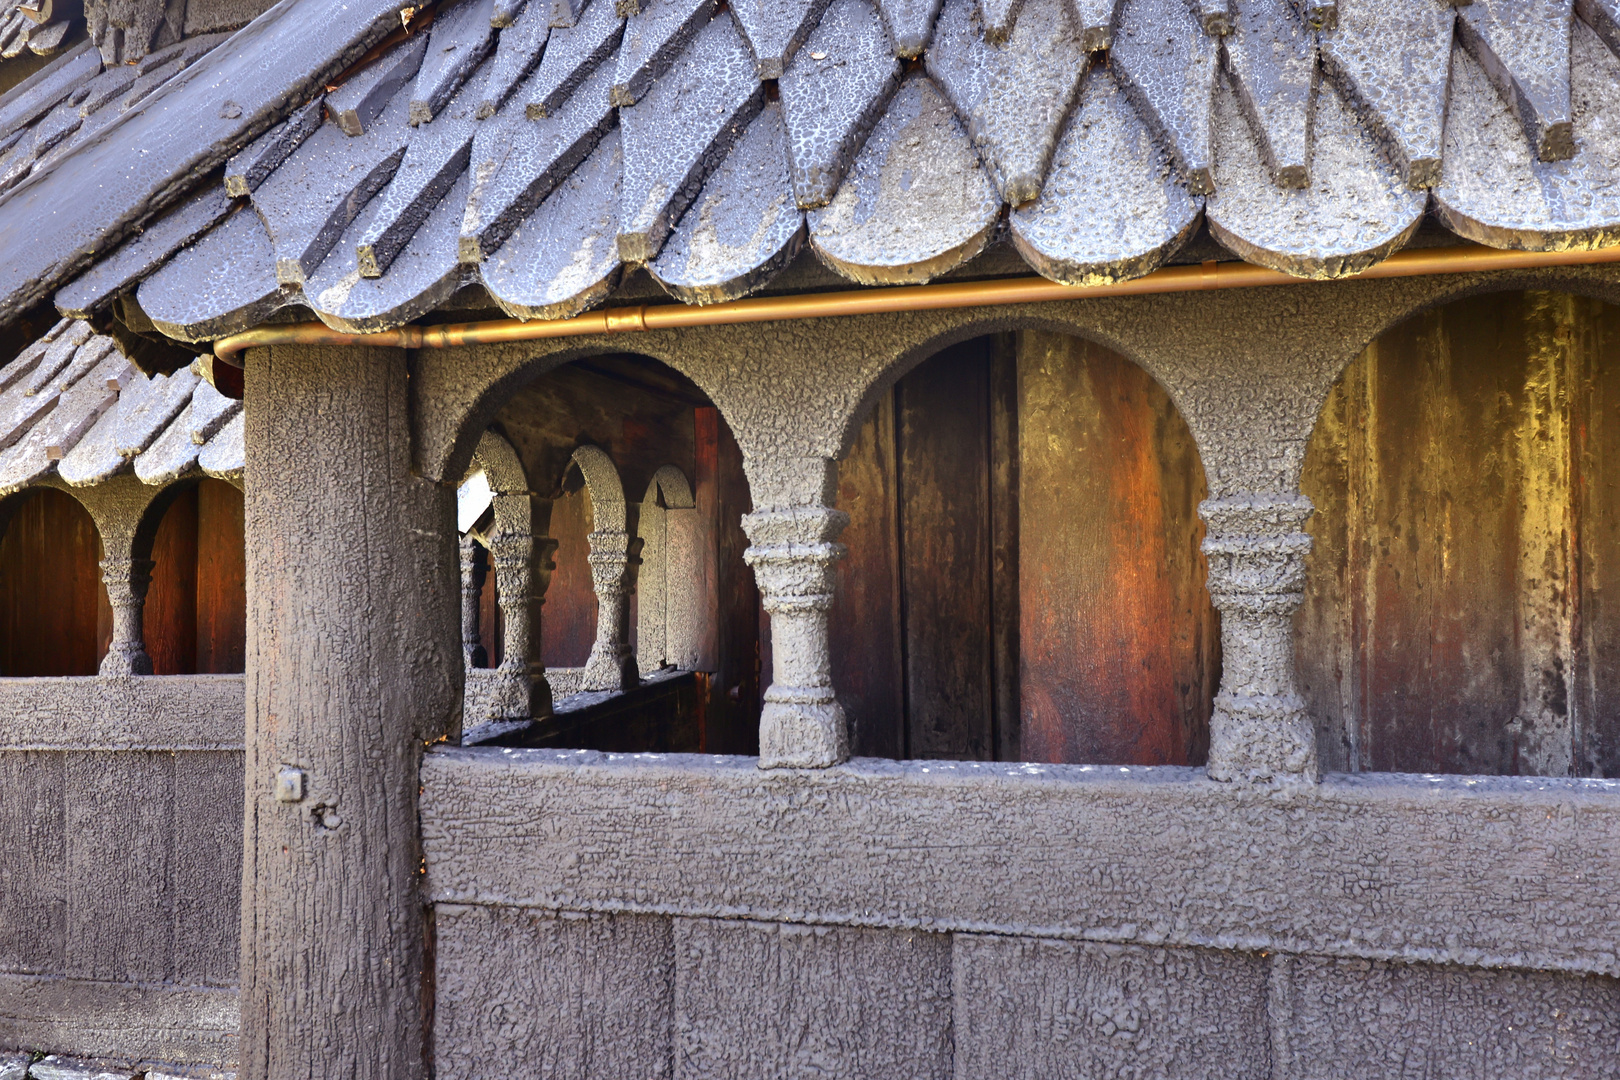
xmin=2 ymin=0 xmax=1620 ymax=1076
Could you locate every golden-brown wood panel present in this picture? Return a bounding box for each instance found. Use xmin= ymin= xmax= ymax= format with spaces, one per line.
xmin=1300 ymin=292 xmax=1620 ymax=777
xmin=540 ymin=483 xmax=596 ymax=670
xmin=196 ymin=479 xmax=246 ymax=674
xmin=146 ymin=485 xmax=199 ymax=675
xmin=1018 ymin=331 xmax=1217 ymax=766
xmin=0 ymin=488 xmax=110 ymax=676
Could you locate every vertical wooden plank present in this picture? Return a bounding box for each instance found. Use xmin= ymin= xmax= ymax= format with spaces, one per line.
xmin=1017 ymin=331 xmax=1215 ymax=766
xmin=897 ymin=341 xmax=994 ymax=760
xmin=540 ymin=485 xmax=598 ymax=670
xmin=1576 ymin=298 xmax=1620 ymax=777
xmin=146 ymin=485 xmax=200 ymax=676
xmin=693 ymin=407 xmax=761 ymax=755
xmin=989 ymin=334 xmax=1021 ymax=764
xmin=0 ymin=750 xmax=65 ymax=976
xmin=195 ymin=478 xmax=246 ymax=675
xmin=64 ymin=751 xmax=175 ymax=983
xmin=0 ymin=489 xmax=108 ymax=677
xmin=475 ymin=544 xmax=504 ymax=669
xmin=831 ymin=389 xmax=905 ymax=759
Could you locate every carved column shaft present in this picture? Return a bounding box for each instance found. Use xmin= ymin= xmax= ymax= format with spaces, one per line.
xmin=743 ymin=504 xmax=849 ymax=769
xmin=99 ymin=555 xmax=154 ymax=676
xmin=459 ymin=535 xmax=488 ymax=670
xmin=581 ymin=531 xmax=637 ymax=691
xmin=1200 ymin=493 xmax=1318 ymax=784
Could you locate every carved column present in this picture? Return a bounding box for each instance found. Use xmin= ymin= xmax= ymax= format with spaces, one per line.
xmin=580 ymin=527 xmax=638 ymax=692
xmin=98 ymin=555 xmax=154 ymax=676
xmin=743 ymin=500 xmax=850 ymax=769
xmin=460 ymin=534 xmax=488 ymax=670
xmin=240 ymin=343 xmax=461 ymax=1080
xmin=481 ymin=515 xmax=558 ymax=717
xmin=1200 ymin=493 xmax=1318 ymax=784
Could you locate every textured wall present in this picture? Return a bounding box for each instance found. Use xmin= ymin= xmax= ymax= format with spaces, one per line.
xmin=0 ymin=676 xmax=243 ymax=1066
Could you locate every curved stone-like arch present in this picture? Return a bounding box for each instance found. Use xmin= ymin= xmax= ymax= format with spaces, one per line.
xmin=636 ymin=465 xmax=698 ymax=674
xmin=0 ymin=482 xmax=111 ymax=677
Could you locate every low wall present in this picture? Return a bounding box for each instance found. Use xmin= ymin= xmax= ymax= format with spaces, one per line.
xmin=0 ymin=677 xmax=243 ymax=1067
xmin=422 ymin=749 xmax=1620 ymax=1079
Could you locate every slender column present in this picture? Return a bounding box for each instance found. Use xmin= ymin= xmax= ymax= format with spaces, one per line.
xmin=580 ymin=527 xmax=638 ymax=691
xmin=478 ymin=517 xmax=558 ymax=717
xmin=98 ymin=555 xmax=154 ymax=676
xmin=460 ymin=535 xmax=488 ymax=670
xmin=743 ymin=501 xmax=850 ymax=769
xmin=240 ymin=344 xmax=461 ymax=1080
xmin=1200 ymin=493 xmax=1318 ymax=784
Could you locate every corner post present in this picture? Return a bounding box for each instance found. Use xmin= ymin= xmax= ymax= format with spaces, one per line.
xmin=1200 ymin=493 xmax=1318 ymax=784
xmin=240 ymin=343 xmax=461 ymax=1080
xmin=742 ymin=457 xmax=849 ymax=769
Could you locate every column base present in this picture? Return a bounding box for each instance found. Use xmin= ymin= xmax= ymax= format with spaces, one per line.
xmin=581 ymin=644 xmax=638 ymax=693
xmin=99 ymin=646 xmax=153 ymax=677
xmin=465 ymin=668 xmax=549 ymax=723
xmin=758 ymin=689 xmax=848 ymax=769
xmin=1207 ymin=692 xmax=1318 ymax=784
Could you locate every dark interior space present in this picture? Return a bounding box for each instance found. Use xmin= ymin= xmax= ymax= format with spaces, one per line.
xmin=145 ymin=477 xmax=247 ymax=675
xmin=0 ymin=487 xmax=110 ymax=676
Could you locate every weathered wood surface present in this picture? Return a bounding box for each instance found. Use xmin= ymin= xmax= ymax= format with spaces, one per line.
xmin=421 ymin=749 xmax=1620 ymax=977
xmin=538 ymin=483 xmax=596 ymax=668
xmin=0 ymin=486 xmax=109 ymax=676
xmin=434 ymin=905 xmax=672 ymax=1080
xmin=1018 ymin=331 xmax=1216 ymax=766
xmin=0 ymin=675 xmax=243 ymax=750
xmin=675 ymin=918 xmax=952 ymax=1080
xmin=195 ymin=478 xmax=245 ymax=675
xmin=145 ymin=483 xmax=199 ymax=676
xmin=0 ymin=973 xmax=239 ymax=1066
xmin=952 ymin=936 xmax=1269 ymax=1080
xmin=241 ymin=343 xmax=461 ymax=1079
xmin=1299 ymin=292 xmax=1620 ymax=776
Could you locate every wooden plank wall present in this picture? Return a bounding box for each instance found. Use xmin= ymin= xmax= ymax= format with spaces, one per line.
xmin=832 ymin=333 xmax=1216 ymax=766
xmin=146 ymin=479 xmax=247 ymax=676
xmin=0 ymin=487 xmax=109 ymax=676
xmin=1298 ymin=291 xmax=1620 ymax=777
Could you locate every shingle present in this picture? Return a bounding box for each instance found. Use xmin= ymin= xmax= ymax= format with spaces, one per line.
xmin=199 ymin=410 xmax=244 ymax=483
xmin=1579 ymin=0 xmax=1620 ymax=57
xmin=55 ymin=182 xmax=235 ymax=319
xmin=57 ymin=366 xmax=200 ymax=486
xmin=650 ymin=101 xmax=803 ymax=304
xmin=223 ymin=98 xmax=325 ymax=196
xmin=872 ymin=0 xmax=942 ymax=56
xmin=411 ymin=0 xmax=499 ymax=124
xmin=1068 ymin=0 xmax=1123 ymax=50
xmin=0 ymin=317 xmax=68 ymax=395
xmin=1223 ymin=0 xmax=1316 ymax=189
xmin=1318 ymin=0 xmax=1455 ymax=190
xmin=328 ymin=31 xmax=429 ymax=136
xmin=460 ymin=51 xmax=617 ymax=261
xmin=927 ymin=0 xmax=1087 ymax=205
xmin=134 ymin=379 xmax=239 ymax=486
xmin=611 ymin=0 xmax=714 ymax=106
xmin=1435 ymin=21 xmax=1620 ymax=252
xmin=484 ymin=126 xmax=624 ymax=319
xmin=808 ymin=73 xmax=1000 ymax=284
xmin=1185 ymin=0 xmax=1230 ymax=36
xmin=778 ymin=0 xmax=900 ymax=209
xmin=730 ymin=0 xmax=833 ymax=78
xmin=0 ymin=39 xmax=97 ymax=142
xmin=524 ymin=0 xmax=623 ymax=118
xmin=0 ymin=344 xmax=124 ymax=495
xmin=1206 ymin=64 xmax=1424 ymax=279
xmin=1455 ymin=0 xmax=1575 ymax=162
xmin=139 ymin=206 xmax=286 ymax=343
xmin=1112 ymin=0 xmax=1220 ymax=194
xmin=976 ymin=0 xmax=1028 ymax=43
xmin=1010 ymin=64 xmax=1201 ymax=286
xmin=617 ymin=10 xmax=763 ymax=263
xmin=478 ymin=0 xmax=551 ymax=118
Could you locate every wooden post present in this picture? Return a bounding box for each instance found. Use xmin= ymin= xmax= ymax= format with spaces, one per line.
xmin=240 ymin=344 xmax=462 ymax=1079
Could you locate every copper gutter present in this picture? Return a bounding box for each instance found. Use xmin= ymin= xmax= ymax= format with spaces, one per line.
xmin=210 ymin=243 xmax=1620 ymax=367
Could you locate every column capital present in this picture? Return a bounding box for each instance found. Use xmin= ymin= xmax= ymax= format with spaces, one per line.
xmin=98 ymin=555 xmax=154 ymax=677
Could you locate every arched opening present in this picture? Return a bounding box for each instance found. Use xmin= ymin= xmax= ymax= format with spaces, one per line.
xmin=0 ymin=487 xmax=111 ymax=676
xmin=833 ymin=331 xmax=1218 ymax=765
xmin=462 ymin=354 xmax=759 ymax=755
xmin=144 ymin=478 xmax=247 ymax=675
xmin=1299 ymin=291 xmax=1620 ymax=778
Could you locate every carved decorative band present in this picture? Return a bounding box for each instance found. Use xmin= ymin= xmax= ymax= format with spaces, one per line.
xmin=760 ymin=592 xmax=836 ymax=617
xmin=763 ymin=684 xmax=839 ymax=706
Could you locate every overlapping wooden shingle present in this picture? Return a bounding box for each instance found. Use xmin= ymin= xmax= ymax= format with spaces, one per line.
xmin=611 ymin=0 xmax=713 ymax=106
xmin=411 ymin=0 xmax=499 ymax=124
xmin=135 ymin=379 xmax=239 ymax=486
xmin=927 ymin=0 xmax=1087 ymax=205
xmin=1223 ymin=0 xmax=1316 ymax=189
xmin=224 ymin=98 xmax=325 ymax=196
xmin=617 ymin=10 xmax=763 ymax=262
xmin=1068 ymin=0 xmax=1122 ymax=49
xmin=328 ymin=33 xmax=429 ymax=136
xmin=139 ymin=206 xmax=285 ymax=342
xmin=650 ymin=102 xmax=803 ymax=303
xmin=1010 ymin=64 xmax=1201 ymax=285
xmin=198 ymin=411 xmax=244 ymax=482
xmin=1113 ymin=0 xmax=1220 ymax=194
xmin=730 ymin=0 xmax=833 ymax=78
xmin=0 ymin=343 xmax=124 ymax=495
xmin=485 ymin=126 xmax=624 ymax=319
xmin=57 ymin=366 xmax=199 ymax=486
xmin=808 ymin=74 xmax=1000 ymax=283
xmin=778 ymin=0 xmax=900 ymax=209
xmin=478 ymin=0 xmax=551 ymax=118
xmin=873 ymin=0 xmax=941 ymax=56
xmin=1455 ymin=0 xmax=1576 ymax=162
xmin=524 ymin=0 xmax=623 ymax=117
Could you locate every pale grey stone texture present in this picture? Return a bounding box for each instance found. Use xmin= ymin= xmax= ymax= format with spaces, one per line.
xmin=0 ymin=978 xmax=238 ymax=1067
xmin=674 ymin=919 xmax=952 ymax=1080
